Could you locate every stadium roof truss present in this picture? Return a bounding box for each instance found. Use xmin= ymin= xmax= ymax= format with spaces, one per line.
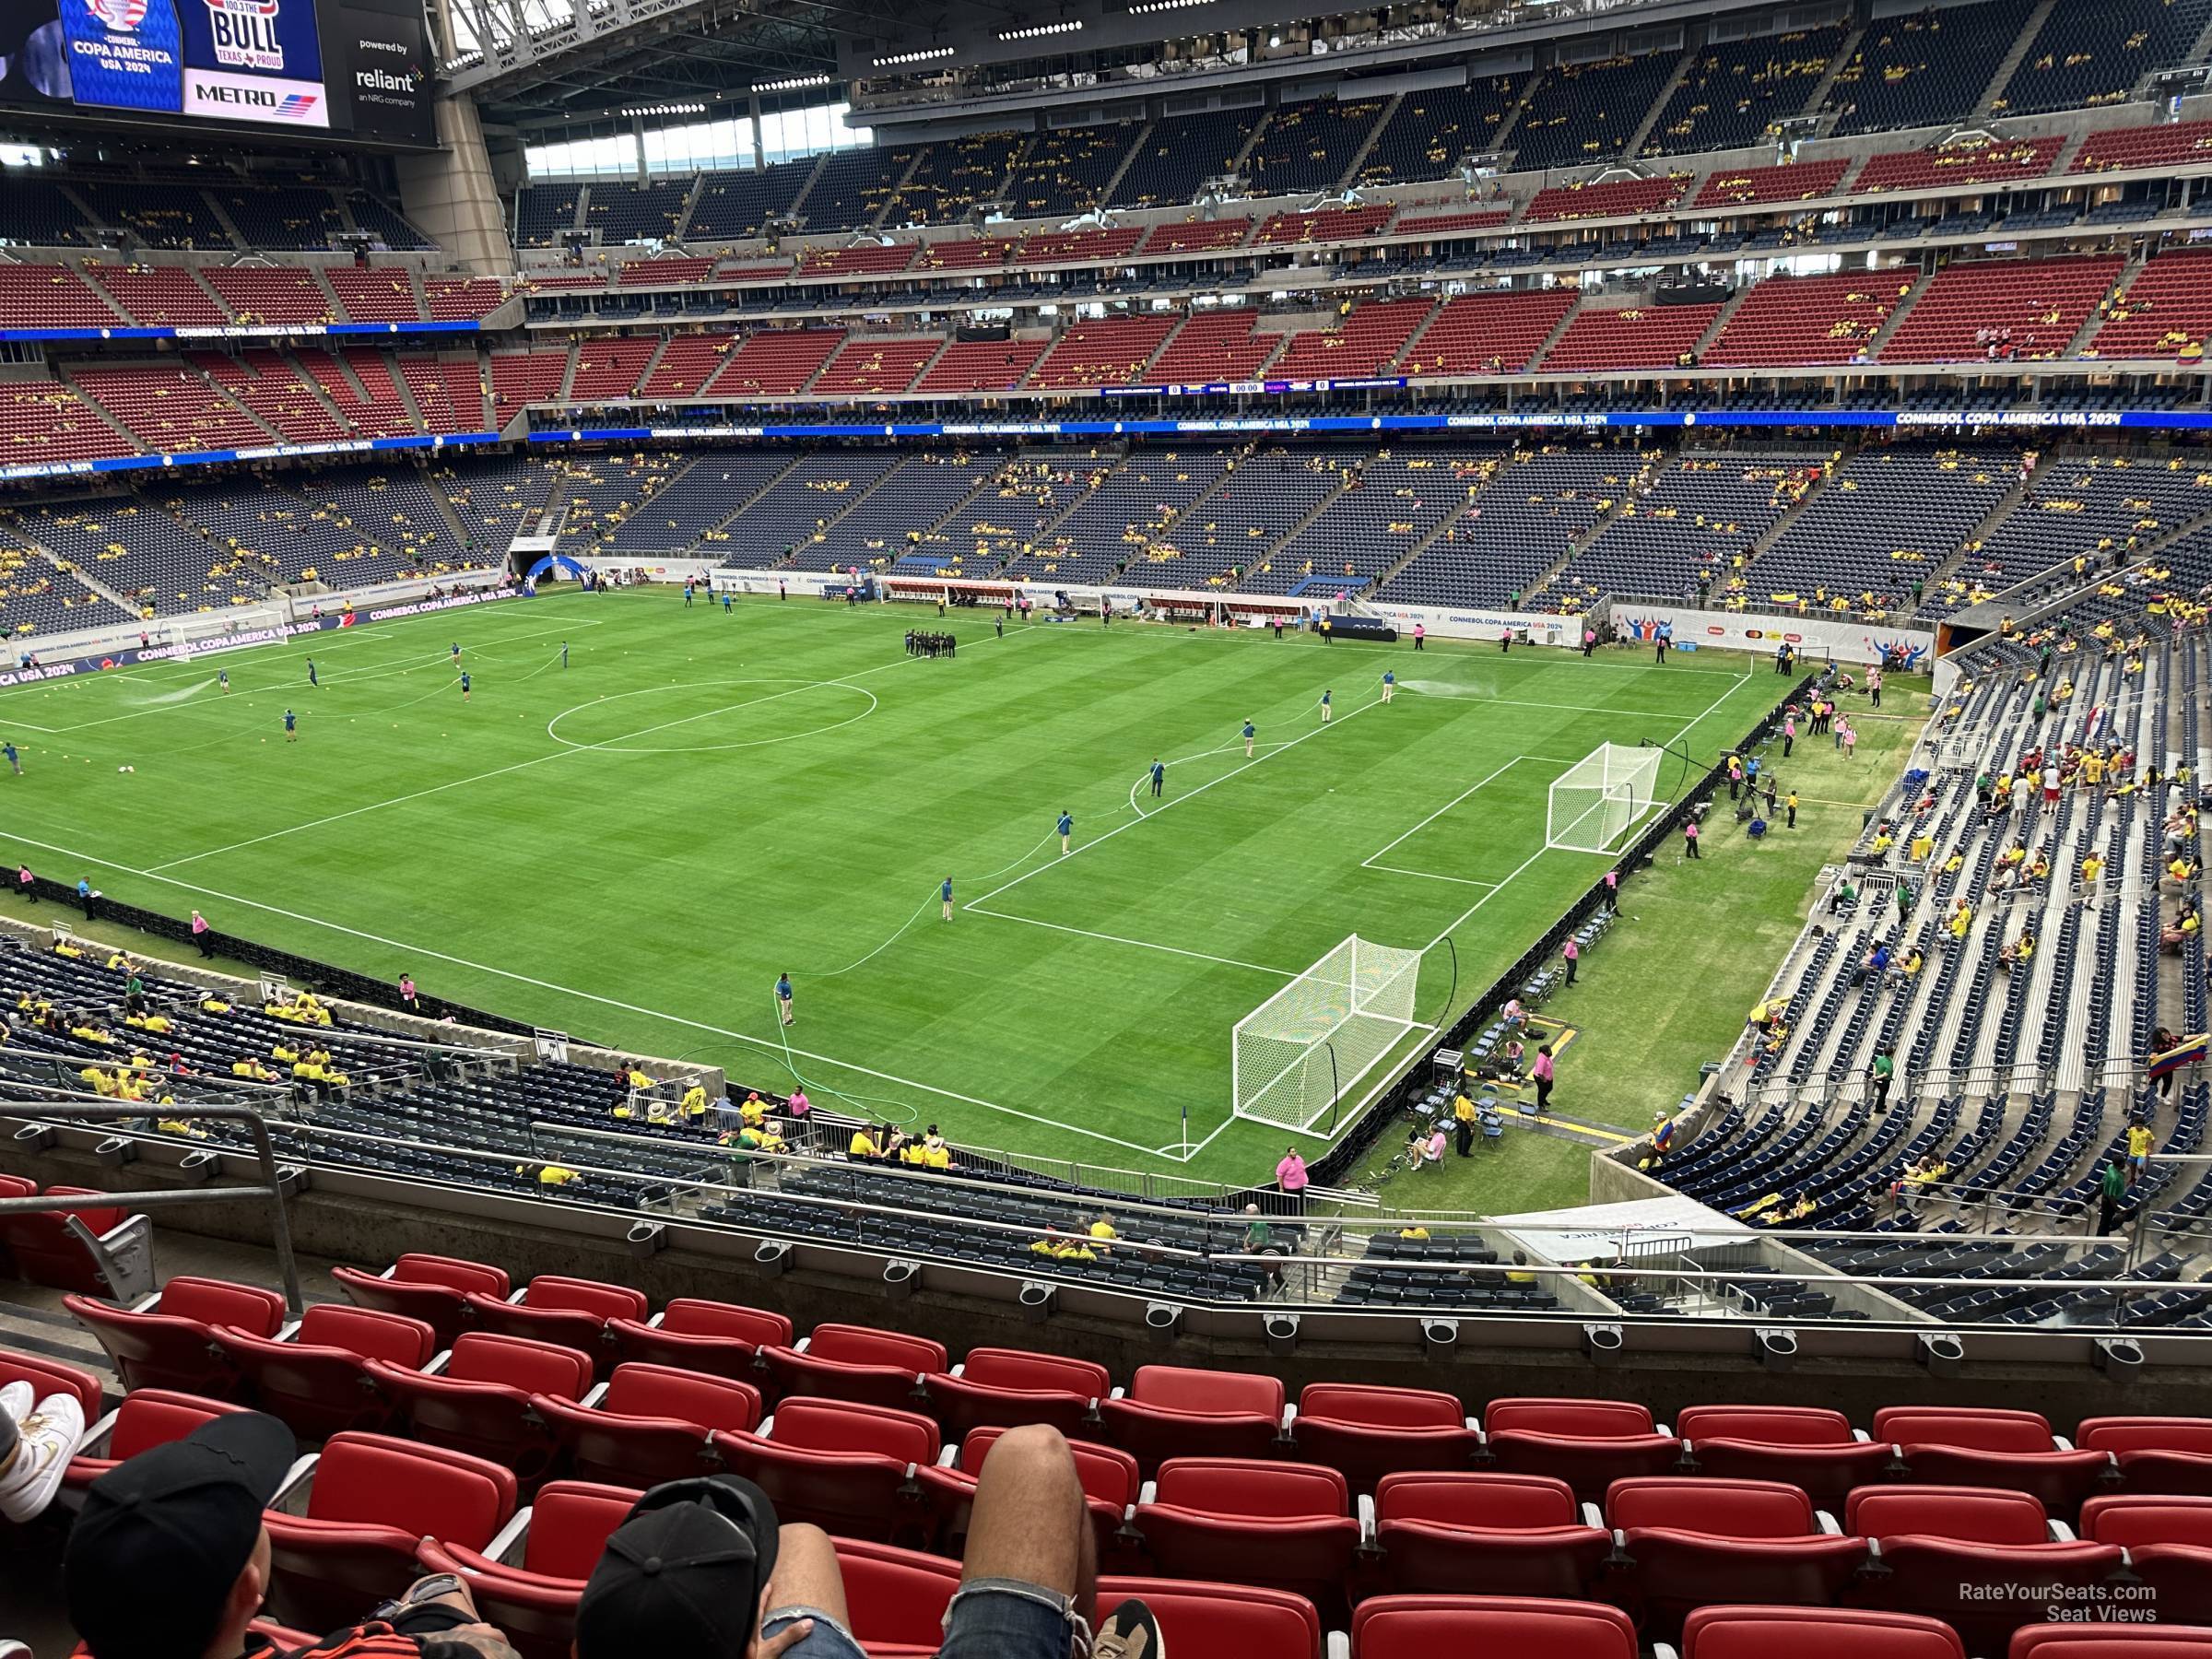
xmin=441 ymin=0 xmax=919 ymax=120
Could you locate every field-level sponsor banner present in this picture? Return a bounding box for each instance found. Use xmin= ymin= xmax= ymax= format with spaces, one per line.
xmin=0 ymin=586 xmax=521 ymax=691
xmin=1606 ymin=604 xmax=1935 ymax=668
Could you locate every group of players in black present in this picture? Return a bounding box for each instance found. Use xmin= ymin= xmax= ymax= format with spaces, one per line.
xmin=905 ymin=629 xmax=957 ymax=658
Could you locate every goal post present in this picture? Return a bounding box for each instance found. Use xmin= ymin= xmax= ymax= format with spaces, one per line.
xmin=1233 ymin=935 xmax=1425 ymax=1137
xmin=1547 ymin=743 xmax=1663 ymax=855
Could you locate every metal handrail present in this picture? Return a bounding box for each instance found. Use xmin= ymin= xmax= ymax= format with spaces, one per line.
xmin=0 ymin=1100 xmax=304 ymax=1315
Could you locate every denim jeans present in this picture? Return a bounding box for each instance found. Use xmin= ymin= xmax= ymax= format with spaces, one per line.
xmin=764 ymin=1577 xmax=1088 ymax=1659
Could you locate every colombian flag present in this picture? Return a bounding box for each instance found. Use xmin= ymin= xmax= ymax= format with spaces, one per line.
xmin=2150 ymin=1033 xmax=2208 ymax=1081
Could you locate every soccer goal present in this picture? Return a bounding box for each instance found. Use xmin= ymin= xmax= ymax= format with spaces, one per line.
xmin=1548 ymin=743 xmax=1664 ymax=855
xmin=1233 ymin=935 xmax=1426 ymax=1136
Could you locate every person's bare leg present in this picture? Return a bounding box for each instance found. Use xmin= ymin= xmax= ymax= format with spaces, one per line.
xmin=758 ymin=1522 xmax=860 ymax=1658
xmin=764 ymin=1524 xmax=851 ymax=1627
xmin=959 ymin=1424 xmax=1092 ymax=1606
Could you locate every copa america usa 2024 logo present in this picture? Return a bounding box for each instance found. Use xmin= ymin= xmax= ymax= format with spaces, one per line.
xmin=86 ymin=0 xmax=147 ymax=31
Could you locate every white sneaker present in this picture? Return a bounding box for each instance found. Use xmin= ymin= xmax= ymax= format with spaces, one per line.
xmin=0 ymin=1392 xmax=85 ymax=1523
xmin=0 ymin=1381 xmax=31 ymax=1425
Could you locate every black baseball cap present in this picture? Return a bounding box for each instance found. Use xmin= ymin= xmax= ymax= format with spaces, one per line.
xmin=575 ymin=1474 xmax=782 ymax=1659
xmin=65 ymin=1410 xmax=298 ymax=1659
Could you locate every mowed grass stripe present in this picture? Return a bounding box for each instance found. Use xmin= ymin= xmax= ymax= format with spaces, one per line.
xmin=0 ymin=595 xmax=1782 ymax=1183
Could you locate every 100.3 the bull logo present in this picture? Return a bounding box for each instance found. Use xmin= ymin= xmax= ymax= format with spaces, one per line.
xmin=203 ymin=0 xmax=286 ymax=70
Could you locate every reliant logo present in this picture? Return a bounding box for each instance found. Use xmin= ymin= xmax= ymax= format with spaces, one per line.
xmin=356 ymin=65 xmax=416 ymax=90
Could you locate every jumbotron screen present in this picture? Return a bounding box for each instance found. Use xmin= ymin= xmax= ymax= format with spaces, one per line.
xmin=0 ymin=0 xmax=434 ymax=146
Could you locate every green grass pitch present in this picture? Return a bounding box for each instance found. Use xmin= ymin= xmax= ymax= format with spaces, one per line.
xmin=0 ymin=592 xmax=1786 ymax=1188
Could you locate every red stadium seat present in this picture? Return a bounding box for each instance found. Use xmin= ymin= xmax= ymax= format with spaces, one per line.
xmin=711 ymin=1395 xmax=937 ymax=1540
xmin=1351 ymin=1594 xmax=1639 ymax=1659
xmin=606 ymin=1297 xmax=792 ymax=1382
xmin=2010 ymin=1631 xmax=2212 ymax=1659
xmin=1289 ymin=1382 xmax=1480 ymax=1493
xmin=0 ymin=1347 xmax=103 ymax=1421
xmin=926 ymin=1347 xmax=1107 ymax=1440
xmin=533 ymin=1362 xmax=761 ymax=1488
xmin=418 ymin=1480 xmax=641 ymax=1659
xmin=759 ymin=1324 xmax=945 ymax=1411
xmin=2077 ymin=1418 xmax=2212 ymax=1497
xmin=213 ymin=1304 xmax=438 ymax=1441
xmin=833 ymin=1537 xmax=963 ymax=1658
xmin=2080 ymin=1494 xmax=2212 ymax=1547
xmin=464 ymin=1276 xmax=649 ymax=1373
xmin=1480 ymin=1398 xmax=1685 ymax=1502
xmin=1371 ymin=1470 xmax=1612 ymax=1596
xmin=1094 ymin=1576 xmax=1324 ymax=1659
xmin=64 ymin=1389 xmax=257 ymax=1492
xmin=1844 ymin=1486 xmax=2124 ymax=1656
xmin=917 ymin=1424 xmax=1139 ymax=1554
xmin=2080 ymin=1495 xmax=2212 ymax=1625
xmin=65 ymin=1277 xmax=287 ymax=1394
xmin=335 ymin=1254 xmax=511 ymax=1350
xmin=1683 ymin=1606 xmax=1967 ymax=1659
xmin=1098 ymin=1364 xmax=1287 ymax=1476
xmin=265 ymin=1432 xmax=518 ymax=1634
xmin=1876 ymin=1407 xmax=2114 ymax=1520
xmin=368 ymin=1331 xmax=594 ymax=1486
xmin=1677 ymin=1404 xmax=1899 ymax=1508
xmin=1606 ymin=1476 xmax=1868 ymax=1643
xmin=1132 ymin=1458 xmax=1361 ymax=1622
xmin=0 ymin=1182 xmax=133 ymax=1296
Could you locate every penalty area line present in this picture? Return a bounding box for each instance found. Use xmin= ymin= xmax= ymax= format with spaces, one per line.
xmin=963 ymin=901 xmax=1301 ymax=978
xmin=0 ymin=823 xmax=1178 ymax=1165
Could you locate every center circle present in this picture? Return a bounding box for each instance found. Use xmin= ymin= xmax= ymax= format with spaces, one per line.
xmin=547 ymin=678 xmax=877 ymax=754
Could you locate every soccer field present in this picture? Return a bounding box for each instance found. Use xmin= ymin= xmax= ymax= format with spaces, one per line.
xmin=0 ymin=592 xmax=1783 ymax=1187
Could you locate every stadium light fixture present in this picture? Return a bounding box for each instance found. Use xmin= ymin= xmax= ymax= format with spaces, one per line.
xmin=1129 ymin=0 xmax=1212 ymax=11
xmin=1000 ymin=18 xmax=1082 ymax=38
xmin=873 ymin=45 xmax=955 ymax=65
xmin=754 ymin=73 xmax=832 ymax=92
xmin=621 ymin=101 xmax=706 ymax=116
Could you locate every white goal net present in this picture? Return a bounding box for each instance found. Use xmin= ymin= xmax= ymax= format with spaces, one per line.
xmin=1233 ymin=935 xmax=1425 ymax=1136
xmin=1547 ymin=743 xmax=1663 ymax=854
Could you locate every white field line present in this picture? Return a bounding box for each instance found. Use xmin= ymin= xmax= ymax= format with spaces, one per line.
xmin=144 ymin=623 xmax=1048 ymax=873
xmin=0 ymin=822 xmax=1180 ymax=1162
xmin=963 ymin=902 xmax=1300 ymax=977
xmin=46 ymin=619 xmax=605 ymax=733
xmin=967 ymin=691 xmax=1385 ymax=911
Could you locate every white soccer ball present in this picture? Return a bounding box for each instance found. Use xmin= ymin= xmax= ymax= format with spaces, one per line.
xmin=118 ymin=765 xmax=134 ymax=773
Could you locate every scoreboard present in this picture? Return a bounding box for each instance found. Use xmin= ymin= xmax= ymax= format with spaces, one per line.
xmin=0 ymin=0 xmax=435 ymax=146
